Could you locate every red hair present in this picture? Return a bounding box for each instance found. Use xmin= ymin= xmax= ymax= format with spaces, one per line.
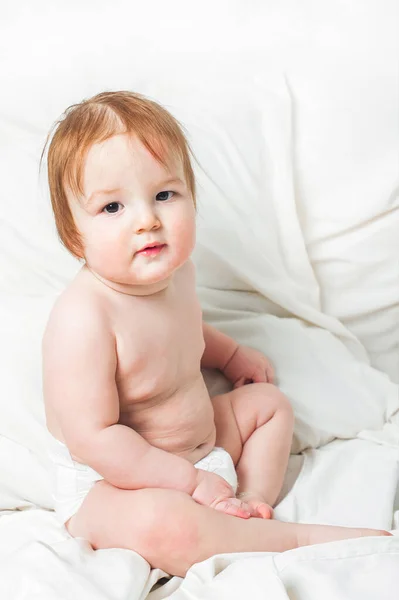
xmin=43 ymin=91 xmax=196 ymax=258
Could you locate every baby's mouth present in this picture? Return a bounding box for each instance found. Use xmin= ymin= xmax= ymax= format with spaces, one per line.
xmin=136 ymin=243 xmax=166 ymax=257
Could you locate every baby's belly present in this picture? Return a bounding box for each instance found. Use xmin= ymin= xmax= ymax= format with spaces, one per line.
xmin=119 ymin=374 xmax=217 ymax=464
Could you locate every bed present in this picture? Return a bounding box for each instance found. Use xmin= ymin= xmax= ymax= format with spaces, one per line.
xmin=1 ymin=2 xmax=399 ymax=598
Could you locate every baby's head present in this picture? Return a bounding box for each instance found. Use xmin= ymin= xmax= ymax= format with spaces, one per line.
xmin=44 ymin=90 xmax=196 ymax=290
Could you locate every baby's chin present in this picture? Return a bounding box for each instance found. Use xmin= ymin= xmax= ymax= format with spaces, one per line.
xmin=92 ymin=265 xmax=174 ymax=293
xmin=88 ymin=251 xmax=188 ymax=290
xmin=131 ymin=254 xmax=188 ymax=283
xmin=127 ymin=264 xmax=177 ymax=286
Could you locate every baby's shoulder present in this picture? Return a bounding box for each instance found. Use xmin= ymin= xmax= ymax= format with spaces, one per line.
xmin=43 ymin=280 xmax=110 ymax=350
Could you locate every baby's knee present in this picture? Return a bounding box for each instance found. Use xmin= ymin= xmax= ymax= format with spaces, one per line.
xmin=274 ymin=388 xmax=294 ymax=418
xmin=271 ymin=388 xmax=294 ymax=429
xmin=137 ymin=489 xmax=200 ymax=576
xmin=253 ymin=383 xmax=294 ymax=423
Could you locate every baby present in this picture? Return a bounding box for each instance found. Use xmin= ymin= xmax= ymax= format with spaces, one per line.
xmin=42 ymin=91 xmax=390 ymax=576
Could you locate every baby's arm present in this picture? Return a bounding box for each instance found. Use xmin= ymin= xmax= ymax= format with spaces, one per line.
xmin=43 ymin=301 xmax=201 ymax=494
xmin=201 ymin=322 xmax=238 ymax=371
xmin=202 ymin=323 xmax=274 ymax=386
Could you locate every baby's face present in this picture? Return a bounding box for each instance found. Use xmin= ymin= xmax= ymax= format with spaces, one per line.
xmin=69 ymin=134 xmax=196 ymax=290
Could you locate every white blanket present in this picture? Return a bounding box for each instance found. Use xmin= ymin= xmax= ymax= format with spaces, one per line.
xmin=0 ymin=437 xmax=398 ymax=600
xmin=0 ymin=294 xmax=398 ymax=599
xmin=1 ymin=1 xmax=399 ymax=598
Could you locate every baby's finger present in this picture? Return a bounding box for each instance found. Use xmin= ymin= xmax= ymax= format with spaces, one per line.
xmin=229 ymin=497 xmax=260 ymax=517
xmin=238 ymin=500 xmax=260 ymax=518
xmin=256 ymin=503 xmax=274 ymax=519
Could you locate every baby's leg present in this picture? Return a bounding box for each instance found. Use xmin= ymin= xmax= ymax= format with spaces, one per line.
xmin=67 ymin=481 xmax=390 ymax=577
xmin=212 ymin=383 xmax=294 ymax=517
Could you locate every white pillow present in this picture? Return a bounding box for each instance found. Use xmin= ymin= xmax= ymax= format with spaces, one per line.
xmin=201 ymin=301 xmax=399 ymax=454
xmin=0 ymin=295 xmax=57 ymax=508
xmin=0 ymin=0 xmax=377 ymax=361
xmin=278 ymin=3 xmax=399 ymax=382
xmin=1 ymin=1 xmax=396 ymax=507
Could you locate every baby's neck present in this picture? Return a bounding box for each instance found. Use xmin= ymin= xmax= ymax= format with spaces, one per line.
xmin=84 ymin=265 xmax=172 ymax=297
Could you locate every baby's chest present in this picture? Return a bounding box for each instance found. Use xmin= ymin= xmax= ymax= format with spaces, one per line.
xmin=115 ymin=293 xmax=204 ymax=401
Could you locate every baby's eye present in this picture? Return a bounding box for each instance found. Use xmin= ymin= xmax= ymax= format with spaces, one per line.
xmin=156 ymin=191 xmax=174 ymax=202
xmin=103 ymin=202 xmax=122 ymax=214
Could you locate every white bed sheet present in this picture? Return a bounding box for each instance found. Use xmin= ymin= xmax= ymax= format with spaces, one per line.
xmin=1 ymin=292 xmax=398 ymax=599
xmin=1 ymin=2 xmax=398 ymax=598
xmin=0 ymin=436 xmax=398 ymax=600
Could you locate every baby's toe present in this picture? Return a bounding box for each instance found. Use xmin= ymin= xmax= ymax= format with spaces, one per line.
xmin=257 ymin=503 xmax=273 ymax=519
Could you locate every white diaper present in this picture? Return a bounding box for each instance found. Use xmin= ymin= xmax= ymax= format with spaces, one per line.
xmin=48 ymin=436 xmax=237 ymax=525
xmin=194 ymin=446 xmax=238 ymax=492
xmin=49 ymin=436 xmax=104 ymax=525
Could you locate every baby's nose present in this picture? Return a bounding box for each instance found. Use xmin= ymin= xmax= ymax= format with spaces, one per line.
xmin=134 ymin=207 xmax=161 ymax=233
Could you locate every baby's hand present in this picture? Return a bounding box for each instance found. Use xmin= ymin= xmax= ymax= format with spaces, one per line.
xmin=223 ymin=345 xmax=275 ymax=388
xmin=192 ymin=470 xmax=255 ymax=519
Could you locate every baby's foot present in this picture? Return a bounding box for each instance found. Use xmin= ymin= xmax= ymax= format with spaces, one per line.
xmin=237 ymin=492 xmax=273 ymax=519
xmin=298 ymin=524 xmax=392 ymax=547
xmin=213 ymin=496 xmax=252 ymax=519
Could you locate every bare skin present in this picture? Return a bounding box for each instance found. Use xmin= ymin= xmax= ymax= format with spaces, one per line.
xmin=66 ymin=484 xmax=390 ymax=577
xmin=43 ymin=132 xmax=390 ymax=577
xmin=44 ymin=261 xmax=290 ymax=518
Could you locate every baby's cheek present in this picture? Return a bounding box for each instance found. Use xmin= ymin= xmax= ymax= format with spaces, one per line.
xmin=173 ymin=215 xmax=196 ymax=254
xmin=84 ymin=230 xmax=123 ymax=269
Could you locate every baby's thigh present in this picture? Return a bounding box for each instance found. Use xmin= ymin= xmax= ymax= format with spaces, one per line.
xmin=67 ymin=481 xmax=198 ymax=573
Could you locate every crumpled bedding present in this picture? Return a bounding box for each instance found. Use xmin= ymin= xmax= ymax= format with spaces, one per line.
xmin=0 ymin=296 xmax=398 ymax=599
xmin=0 ymin=435 xmax=398 ymax=599
xmin=1 ymin=1 xmax=399 ymax=598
